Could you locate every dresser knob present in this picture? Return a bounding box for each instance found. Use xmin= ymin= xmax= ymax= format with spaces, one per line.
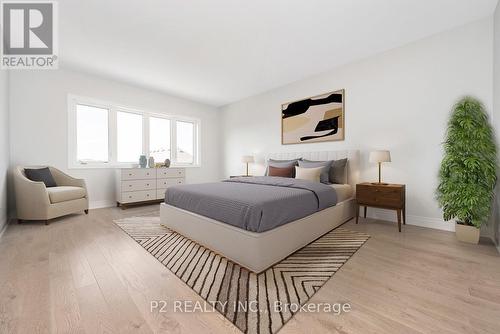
xmin=129 ymin=196 xmax=132 ymax=198
xmin=146 ymin=194 xmax=149 ymax=197
xmin=129 ymin=173 xmax=132 ymax=176
xmin=146 ymin=183 xmax=149 ymax=186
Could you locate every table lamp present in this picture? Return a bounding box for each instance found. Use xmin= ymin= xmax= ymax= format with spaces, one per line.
xmin=241 ymin=155 xmax=254 ymax=176
xmin=369 ymin=150 xmax=391 ymax=185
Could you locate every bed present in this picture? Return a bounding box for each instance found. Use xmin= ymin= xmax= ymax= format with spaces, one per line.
xmin=160 ymin=150 xmax=360 ymax=273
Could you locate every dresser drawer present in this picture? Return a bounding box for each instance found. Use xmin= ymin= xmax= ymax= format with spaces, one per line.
xmin=121 ymin=169 xmax=156 ymax=180
xmin=356 ymin=184 xmax=403 ymax=208
xmin=157 ymin=168 xmax=185 ymax=179
xmin=157 ymin=178 xmax=185 ymax=189
xmin=156 ymin=189 xmax=167 ymax=200
xmin=120 ymin=190 xmax=156 ymax=203
xmin=121 ymin=180 xmax=155 ymax=192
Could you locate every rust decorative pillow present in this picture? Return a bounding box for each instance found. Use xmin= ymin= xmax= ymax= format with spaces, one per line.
xmin=268 ymin=165 xmax=295 ymax=178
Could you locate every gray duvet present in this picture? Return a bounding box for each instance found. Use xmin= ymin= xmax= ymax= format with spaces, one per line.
xmin=164 ymin=176 xmax=338 ymax=233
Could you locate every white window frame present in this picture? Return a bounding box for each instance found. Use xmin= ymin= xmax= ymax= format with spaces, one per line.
xmin=68 ymin=94 xmax=201 ymax=169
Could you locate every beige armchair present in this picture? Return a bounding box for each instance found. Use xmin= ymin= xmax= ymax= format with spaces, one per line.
xmin=14 ymin=166 xmax=89 ymax=225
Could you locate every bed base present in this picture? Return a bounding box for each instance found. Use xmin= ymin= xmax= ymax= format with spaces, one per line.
xmin=160 ymin=199 xmax=355 ymax=273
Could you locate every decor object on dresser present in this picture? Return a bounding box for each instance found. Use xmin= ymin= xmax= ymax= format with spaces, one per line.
xmin=116 ymin=168 xmax=185 ymax=208
xmin=164 ymin=158 xmax=171 ymax=167
xmin=436 ymin=97 xmax=497 ymax=244
xmin=281 ymin=89 xmax=344 ymax=144
xmin=139 ymin=155 xmax=147 ymax=168
xmin=13 ymin=166 xmax=89 ymax=225
xmin=369 ymin=150 xmax=391 ymax=184
xmin=148 ymin=156 xmax=155 ymax=168
xmin=241 ymin=155 xmax=254 ymax=176
xmin=356 ymin=182 xmax=406 ymax=232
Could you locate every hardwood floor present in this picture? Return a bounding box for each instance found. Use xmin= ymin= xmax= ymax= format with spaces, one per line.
xmin=0 ymin=204 xmax=499 ymax=333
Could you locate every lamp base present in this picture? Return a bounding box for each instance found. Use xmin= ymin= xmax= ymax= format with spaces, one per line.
xmin=371 ymin=182 xmax=389 ymax=185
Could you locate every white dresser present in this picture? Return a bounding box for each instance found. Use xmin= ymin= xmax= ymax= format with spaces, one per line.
xmin=115 ymin=168 xmax=185 ymax=207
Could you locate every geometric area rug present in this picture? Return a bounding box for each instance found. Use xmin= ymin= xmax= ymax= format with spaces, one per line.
xmin=114 ymin=216 xmax=370 ymax=334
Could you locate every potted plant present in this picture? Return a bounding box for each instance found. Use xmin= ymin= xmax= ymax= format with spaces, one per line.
xmin=436 ymin=97 xmax=497 ymax=244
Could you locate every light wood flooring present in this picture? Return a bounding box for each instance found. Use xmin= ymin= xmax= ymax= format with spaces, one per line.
xmin=0 ymin=204 xmax=499 ymax=333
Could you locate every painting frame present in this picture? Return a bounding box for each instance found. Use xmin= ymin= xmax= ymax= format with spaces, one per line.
xmin=281 ymin=89 xmax=345 ymax=145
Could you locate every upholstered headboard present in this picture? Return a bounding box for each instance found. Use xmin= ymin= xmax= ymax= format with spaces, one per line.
xmin=265 ymin=150 xmax=360 ymax=190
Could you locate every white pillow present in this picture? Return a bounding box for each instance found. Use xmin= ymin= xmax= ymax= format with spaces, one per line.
xmin=295 ymin=166 xmax=323 ymax=182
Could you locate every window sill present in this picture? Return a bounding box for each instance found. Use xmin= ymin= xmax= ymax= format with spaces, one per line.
xmin=68 ymin=163 xmax=201 ymax=169
xmin=171 ymin=164 xmax=200 ymax=169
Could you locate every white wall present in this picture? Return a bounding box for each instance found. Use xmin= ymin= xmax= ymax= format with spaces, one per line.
xmin=9 ymin=68 xmax=222 ymax=210
xmin=221 ymin=19 xmax=494 ymax=231
xmin=493 ymin=3 xmax=500 ymax=248
xmin=0 ymin=70 xmax=9 ymax=232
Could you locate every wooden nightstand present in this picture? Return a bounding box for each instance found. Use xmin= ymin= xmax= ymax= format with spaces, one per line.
xmin=355 ymin=182 xmax=406 ymax=232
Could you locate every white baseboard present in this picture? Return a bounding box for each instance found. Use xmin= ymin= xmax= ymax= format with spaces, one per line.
xmin=0 ymin=217 xmax=9 ymax=240
xmin=366 ymin=208 xmax=455 ymax=232
xmin=0 ymin=206 xmax=8 ymax=239
xmin=90 ymin=200 xmax=115 ymax=209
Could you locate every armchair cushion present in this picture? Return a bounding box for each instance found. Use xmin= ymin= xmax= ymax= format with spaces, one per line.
xmin=47 ymin=186 xmax=86 ymax=203
xmin=24 ymin=167 xmax=57 ymax=187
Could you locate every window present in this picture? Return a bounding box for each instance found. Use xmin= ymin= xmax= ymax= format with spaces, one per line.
xmin=176 ymin=121 xmax=194 ymax=164
xmin=68 ymin=95 xmax=200 ymax=168
xmin=76 ymin=104 xmax=109 ymax=163
xmin=149 ymin=117 xmax=171 ymax=162
xmin=117 ymin=111 xmax=142 ymax=163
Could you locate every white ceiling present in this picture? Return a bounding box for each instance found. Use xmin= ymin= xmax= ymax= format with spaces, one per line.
xmin=60 ymin=0 xmax=498 ymax=106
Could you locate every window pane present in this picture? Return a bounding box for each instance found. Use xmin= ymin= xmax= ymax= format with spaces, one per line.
xmin=149 ymin=117 xmax=171 ymax=162
xmin=76 ymin=104 xmax=109 ymax=162
xmin=176 ymin=121 xmax=194 ymax=164
xmin=117 ymin=111 xmax=143 ymax=162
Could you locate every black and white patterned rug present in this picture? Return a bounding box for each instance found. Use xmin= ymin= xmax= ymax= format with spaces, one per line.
xmin=114 ymin=216 xmax=369 ymax=334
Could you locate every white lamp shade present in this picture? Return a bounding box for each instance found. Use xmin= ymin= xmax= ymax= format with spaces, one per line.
xmin=369 ymin=150 xmax=391 ymax=163
xmin=241 ymin=155 xmax=255 ymax=163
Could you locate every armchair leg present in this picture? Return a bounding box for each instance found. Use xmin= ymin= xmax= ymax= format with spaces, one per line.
xmin=84 ymin=209 xmax=89 ymax=214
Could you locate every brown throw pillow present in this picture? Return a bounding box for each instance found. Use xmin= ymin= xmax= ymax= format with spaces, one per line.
xmin=268 ymin=165 xmax=295 ymax=178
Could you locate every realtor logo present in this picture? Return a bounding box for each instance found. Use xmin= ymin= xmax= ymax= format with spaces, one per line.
xmin=1 ymin=1 xmax=58 ymax=69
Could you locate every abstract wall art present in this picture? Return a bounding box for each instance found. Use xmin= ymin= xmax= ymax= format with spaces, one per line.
xmin=281 ymin=89 xmax=344 ymax=144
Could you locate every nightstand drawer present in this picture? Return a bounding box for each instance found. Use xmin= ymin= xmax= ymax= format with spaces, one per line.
xmin=356 ymin=184 xmax=404 ymax=208
xmin=357 ymin=195 xmax=402 ymax=208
